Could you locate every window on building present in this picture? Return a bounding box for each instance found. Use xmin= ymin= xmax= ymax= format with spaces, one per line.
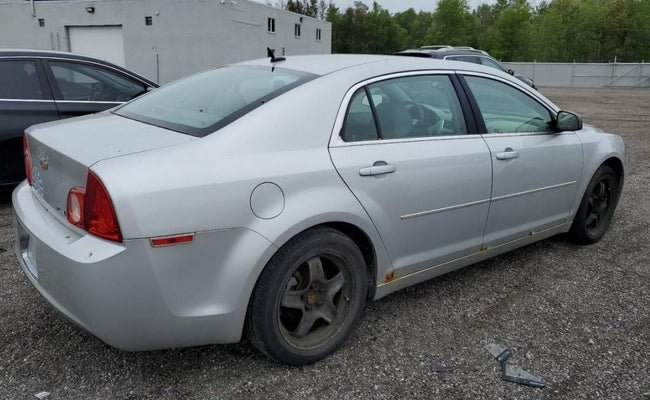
xmin=316 ymin=28 xmax=321 ymax=41
xmin=267 ymin=18 xmax=275 ymax=33
xmin=294 ymin=24 xmax=301 ymax=38
xmin=145 ymin=16 xmax=153 ymax=26
xmin=38 ymin=19 xmax=45 ymax=27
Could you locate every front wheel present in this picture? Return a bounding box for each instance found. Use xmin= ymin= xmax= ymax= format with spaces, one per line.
xmin=246 ymin=227 xmax=368 ymax=365
xmin=567 ymin=165 xmax=619 ymax=244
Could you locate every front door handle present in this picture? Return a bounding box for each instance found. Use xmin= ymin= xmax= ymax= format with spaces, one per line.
xmin=359 ymin=162 xmax=396 ymax=176
xmin=496 ymin=148 xmax=519 ymax=160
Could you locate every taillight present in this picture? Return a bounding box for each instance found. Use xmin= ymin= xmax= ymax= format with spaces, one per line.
xmin=66 ymin=171 xmax=122 ymax=243
xmin=67 ymin=187 xmax=86 ymax=228
xmin=23 ymin=135 xmax=33 ymax=186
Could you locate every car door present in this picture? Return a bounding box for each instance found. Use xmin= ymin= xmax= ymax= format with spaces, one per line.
xmin=42 ymin=59 xmax=149 ymax=119
xmin=460 ymin=74 xmax=583 ymax=248
xmin=0 ymin=58 xmax=58 ymax=186
xmin=329 ymin=73 xmax=493 ymax=277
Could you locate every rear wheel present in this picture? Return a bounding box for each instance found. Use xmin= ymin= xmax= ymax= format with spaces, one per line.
xmin=246 ymin=227 xmax=368 ymax=365
xmin=567 ymin=165 xmax=619 ymax=244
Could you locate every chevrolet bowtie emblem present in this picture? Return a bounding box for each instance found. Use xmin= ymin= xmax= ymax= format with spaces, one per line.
xmin=40 ymin=158 xmax=49 ymax=170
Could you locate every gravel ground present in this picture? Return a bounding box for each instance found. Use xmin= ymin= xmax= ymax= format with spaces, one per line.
xmin=0 ymin=87 xmax=648 ymax=399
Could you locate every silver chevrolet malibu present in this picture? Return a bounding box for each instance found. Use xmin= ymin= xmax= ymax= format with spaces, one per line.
xmin=13 ymin=55 xmax=625 ymax=365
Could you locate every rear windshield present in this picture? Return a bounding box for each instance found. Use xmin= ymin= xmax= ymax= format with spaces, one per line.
xmin=114 ymin=65 xmax=316 ymax=137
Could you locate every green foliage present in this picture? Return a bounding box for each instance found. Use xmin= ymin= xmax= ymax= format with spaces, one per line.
xmin=425 ymin=0 xmax=473 ymax=45
xmin=288 ymin=0 xmax=650 ymax=62
xmin=489 ymin=0 xmax=532 ymax=61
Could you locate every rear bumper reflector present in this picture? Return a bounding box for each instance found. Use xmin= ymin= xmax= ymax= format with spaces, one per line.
xmin=150 ymin=233 xmax=195 ymax=247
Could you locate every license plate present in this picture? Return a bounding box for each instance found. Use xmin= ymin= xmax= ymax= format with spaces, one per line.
xmin=17 ymin=222 xmax=38 ymax=279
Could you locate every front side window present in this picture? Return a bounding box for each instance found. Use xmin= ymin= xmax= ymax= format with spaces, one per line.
xmin=478 ymin=56 xmax=507 ymax=72
xmin=464 ymin=76 xmax=553 ymax=134
xmin=0 ymin=60 xmax=43 ymax=100
xmin=115 ymin=66 xmax=316 ymax=137
xmin=341 ymin=75 xmax=467 ymax=142
xmin=48 ymin=61 xmax=146 ymax=102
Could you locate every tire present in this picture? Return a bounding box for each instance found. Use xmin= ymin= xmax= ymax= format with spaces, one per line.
xmin=245 ymin=227 xmax=368 ymax=365
xmin=567 ymin=165 xmax=619 ymax=244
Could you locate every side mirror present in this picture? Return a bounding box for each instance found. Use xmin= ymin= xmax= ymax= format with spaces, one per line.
xmin=556 ymin=110 xmax=583 ymax=131
xmin=507 ymin=69 xmax=515 ymax=75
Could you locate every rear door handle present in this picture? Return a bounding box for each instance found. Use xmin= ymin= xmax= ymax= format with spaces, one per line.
xmin=359 ymin=163 xmax=396 ymax=176
xmin=496 ymin=148 xmax=519 ymax=160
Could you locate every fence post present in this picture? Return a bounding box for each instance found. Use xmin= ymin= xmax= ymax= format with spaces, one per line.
xmin=610 ymin=56 xmax=617 ymax=87
xmin=571 ymin=60 xmax=575 ymax=87
xmin=533 ymin=60 xmax=536 ymax=81
xmin=640 ymin=60 xmax=644 ymax=86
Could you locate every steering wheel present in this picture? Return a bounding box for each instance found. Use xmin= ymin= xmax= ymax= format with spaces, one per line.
xmin=402 ymin=101 xmax=425 ymax=133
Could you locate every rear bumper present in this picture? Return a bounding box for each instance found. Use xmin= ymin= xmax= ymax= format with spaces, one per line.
xmin=12 ymin=181 xmax=276 ymax=350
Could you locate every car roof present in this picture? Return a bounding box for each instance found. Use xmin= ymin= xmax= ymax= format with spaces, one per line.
xmin=236 ymin=54 xmax=500 ymax=77
xmin=0 ymin=48 xmax=158 ymax=86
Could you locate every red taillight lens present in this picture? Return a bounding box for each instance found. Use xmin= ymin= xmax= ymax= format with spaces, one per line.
xmin=23 ymin=135 xmax=33 ymax=186
xmin=66 ymin=171 xmax=122 ymax=243
xmin=67 ymin=187 xmax=86 ymax=228
xmin=84 ymin=171 xmax=122 ymax=242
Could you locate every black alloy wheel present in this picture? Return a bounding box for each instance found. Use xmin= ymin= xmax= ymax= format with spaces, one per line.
xmin=246 ymin=227 xmax=367 ymax=365
xmin=568 ymin=165 xmax=619 ymax=244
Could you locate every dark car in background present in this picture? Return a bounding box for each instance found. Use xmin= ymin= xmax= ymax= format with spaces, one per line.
xmin=0 ymin=49 xmax=157 ymax=190
xmin=396 ymin=46 xmax=536 ymax=89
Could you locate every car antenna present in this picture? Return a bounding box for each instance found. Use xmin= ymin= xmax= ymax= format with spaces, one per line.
xmin=267 ymin=47 xmax=286 ymax=63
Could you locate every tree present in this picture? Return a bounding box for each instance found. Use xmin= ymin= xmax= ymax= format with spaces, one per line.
xmin=363 ymin=2 xmax=408 ymax=53
xmin=285 ymin=0 xmax=318 ymax=17
xmin=424 ymin=0 xmax=472 ymax=46
xmin=489 ymin=0 xmax=533 ymax=60
xmin=410 ymin=11 xmax=434 ymax=47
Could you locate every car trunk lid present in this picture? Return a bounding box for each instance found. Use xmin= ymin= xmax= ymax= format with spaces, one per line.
xmin=25 ymin=112 xmax=195 ymax=222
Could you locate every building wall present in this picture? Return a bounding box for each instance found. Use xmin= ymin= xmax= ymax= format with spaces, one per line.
xmin=0 ymin=0 xmax=331 ymax=83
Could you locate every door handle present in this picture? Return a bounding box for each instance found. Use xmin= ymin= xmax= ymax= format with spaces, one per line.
xmin=496 ymin=148 xmax=519 ymax=160
xmin=359 ymin=163 xmax=396 ymax=176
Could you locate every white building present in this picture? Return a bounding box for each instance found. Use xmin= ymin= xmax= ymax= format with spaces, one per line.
xmin=0 ymin=0 xmax=331 ymax=83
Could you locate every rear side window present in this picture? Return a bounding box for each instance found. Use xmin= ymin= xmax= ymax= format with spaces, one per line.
xmin=116 ymin=66 xmax=316 ymax=137
xmin=341 ymin=75 xmax=467 ymax=142
xmin=341 ymin=88 xmax=379 ymax=142
xmin=0 ymin=60 xmax=43 ymax=100
xmin=48 ymin=61 xmax=146 ymax=102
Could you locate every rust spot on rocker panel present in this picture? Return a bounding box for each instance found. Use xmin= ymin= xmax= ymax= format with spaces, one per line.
xmin=382 ymin=270 xmax=397 ymax=283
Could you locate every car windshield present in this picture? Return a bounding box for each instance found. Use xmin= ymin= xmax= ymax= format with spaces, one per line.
xmin=114 ymin=65 xmax=316 ymax=137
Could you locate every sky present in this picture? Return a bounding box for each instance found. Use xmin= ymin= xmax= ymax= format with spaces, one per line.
xmin=253 ymin=0 xmax=498 ymax=13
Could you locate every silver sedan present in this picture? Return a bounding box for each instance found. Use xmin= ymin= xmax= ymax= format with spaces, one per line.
xmin=13 ymin=55 xmax=625 ymax=365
